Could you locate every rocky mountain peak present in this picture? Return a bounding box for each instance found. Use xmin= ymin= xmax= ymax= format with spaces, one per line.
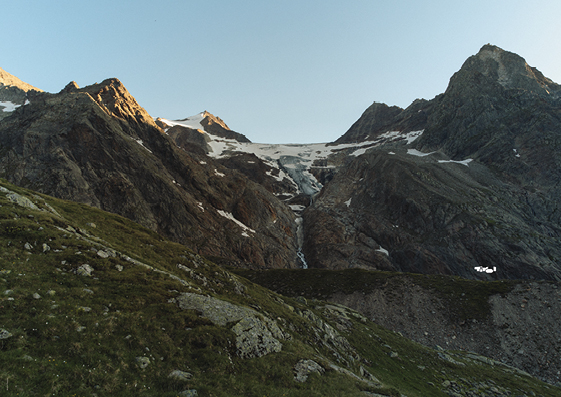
xmin=0 ymin=67 xmax=42 ymax=92
xmin=0 ymin=67 xmax=42 ymax=119
xmin=59 ymin=81 xmax=80 ymax=93
xmin=200 ymin=110 xmax=231 ymax=131
xmin=447 ymin=44 xmax=560 ymax=97
xmin=160 ymin=111 xmax=251 ymax=149
xmin=334 ymin=102 xmax=404 ymax=144
xmin=77 ymin=78 xmax=161 ymax=130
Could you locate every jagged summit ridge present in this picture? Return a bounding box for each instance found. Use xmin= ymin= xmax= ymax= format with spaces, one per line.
xmin=447 ymin=44 xmax=561 ymax=97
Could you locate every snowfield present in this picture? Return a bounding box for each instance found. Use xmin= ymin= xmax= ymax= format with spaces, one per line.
xmin=0 ymin=101 xmax=21 ymax=112
xmin=159 ymin=113 xmax=206 ymax=131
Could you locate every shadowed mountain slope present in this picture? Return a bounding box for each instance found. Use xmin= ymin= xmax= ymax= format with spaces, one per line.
xmin=302 ymin=45 xmax=561 ymax=280
xmin=0 ymin=79 xmax=298 ymax=269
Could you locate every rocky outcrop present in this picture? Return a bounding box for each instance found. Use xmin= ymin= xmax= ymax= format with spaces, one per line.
xmin=0 ymin=78 xmax=299 ymax=269
xmin=293 ymin=359 xmax=325 ymax=382
xmin=175 ymin=292 xmax=285 ymax=358
xmin=216 ymin=152 xmax=299 ymax=198
xmin=198 ymin=111 xmax=250 ymax=142
xmin=165 ymin=124 xmax=212 ymax=154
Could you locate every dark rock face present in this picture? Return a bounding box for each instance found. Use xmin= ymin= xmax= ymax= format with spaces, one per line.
xmin=335 ymin=99 xmax=433 ymax=145
xmin=303 ymin=148 xmax=560 ymax=279
xmin=217 ymin=152 xmax=298 ymax=198
xmin=0 ymin=67 xmax=42 ymax=120
xmin=165 ymin=124 xmax=212 ymax=154
xmin=303 ymin=45 xmax=561 ymax=280
xmin=0 ymin=79 xmax=299 ymax=268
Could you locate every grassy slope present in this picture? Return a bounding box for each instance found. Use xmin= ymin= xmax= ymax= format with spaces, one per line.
xmin=0 ymin=179 xmax=559 ymax=397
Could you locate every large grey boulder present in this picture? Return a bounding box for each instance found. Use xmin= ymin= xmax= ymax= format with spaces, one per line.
xmin=5 ymin=191 xmax=39 ymax=210
xmin=0 ymin=328 xmax=13 ymax=339
xmin=231 ymin=316 xmax=282 ymax=358
xmin=176 ymin=293 xmax=285 ymax=358
xmin=293 ymin=359 xmax=324 ymax=382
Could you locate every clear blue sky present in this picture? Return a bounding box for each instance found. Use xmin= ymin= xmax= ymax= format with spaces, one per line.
xmin=3 ymin=1 xmax=560 ymax=143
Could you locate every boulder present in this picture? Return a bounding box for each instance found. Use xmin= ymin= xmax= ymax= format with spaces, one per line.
xmin=135 ymin=356 xmax=150 ymax=369
xmin=168 ymin=370 xmax=193 ymax=381
xmin=0 ymin=328 xmax=13 ymax=339
xmin=293 ymin=359 xmax=324 ymax=382
xmin=176 ymin=292 xmax=285 ymax=358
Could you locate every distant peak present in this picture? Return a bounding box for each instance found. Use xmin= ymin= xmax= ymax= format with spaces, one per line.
xmin=477 ymin=43 xmax=503 ymax=55
xmin=449 ymin=44 xmax=560 ymax=96
xmin=0 ymin=67 xmax=43 ymax=92
xmin=200 ymin=110 xmax=231 ymax=131
xmin=60 ymin=81 xmax=80 ymax=94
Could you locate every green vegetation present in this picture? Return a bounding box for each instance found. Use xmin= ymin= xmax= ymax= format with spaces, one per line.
xmin=0 ymin=179 xmax=559 ymax=396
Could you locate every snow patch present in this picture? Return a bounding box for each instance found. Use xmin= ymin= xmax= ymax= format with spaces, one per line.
xmin=475 ymin=266 xmax=496 ymax=273
xmin=344 ymin=198 xmax=352 ymax=207
xmin=437 ymin=159 xmax=473 ymax=166
xmin=197 ymin=202 xmax=204 ymax=212
xmin=350 ymin=147 xmax=370 ymax=157
xmin=407 ymin=149 xmax=434 ymax=157
xmin=214 ymin=169 xmax=225 ymax=177
xmin=376 ymin=246 xmax=389 ymax=256
xmin=135 ymin=139 xmax=153 ymax=153
xmin=403 ymin=130 xmax=424 ymax=144
xmin=217 ymin=210 xmax=255 ymax=235
xmin=159 ymin=112 xmax=206 ymax=131
xmin=289 ymin=204 xmax=306 ymax=213
xmin=0 ymin=101 xmax=21 ymax=112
